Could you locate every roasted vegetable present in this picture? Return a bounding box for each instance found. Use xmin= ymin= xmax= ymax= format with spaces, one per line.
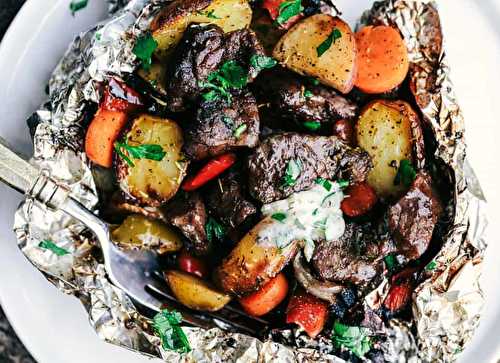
xmin=182 ymin=153 xmax=236 ymax=191
xmin=355 ymin=25 xmax=409 ymax=94
xmin=355 ymin=100 xmax=423 ymax=198
xmin=138 ymin=62 xmax=167 ymax=95
xmin=214 ymin=217 xmax=298 ymax=296
xmin=273 ymin=14 xmax=357 ymax=94
xmin=115 ymin=114 xmax=188 ymax=207
xmin=111 ymin=214 xmax=182 ymax=253
xmin=164 ymin=270 xmax=231 ymax=311
xmin=178 ymin=250 xmax=209 ymax=278
xmin=286 ymin=290 xmax=329 ymax=338
xmin=239 ymin=273 xmax=289 ymax=316
xmin=341 ymin=182 xmax=378 ymax=217
xmin=151 ymin=0 xmax=252 ymax=60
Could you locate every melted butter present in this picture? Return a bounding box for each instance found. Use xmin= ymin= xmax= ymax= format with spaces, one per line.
xmin=258 ymin=182 xmax=346 ymax=260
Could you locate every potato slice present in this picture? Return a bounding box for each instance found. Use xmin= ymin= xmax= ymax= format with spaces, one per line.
xmin=151 ymin=0 xmax=252 ymax=60
xmin=111 ymin=214 xmax=182 ymax=254
xmin=356 ymin=100 xmax=423 ymax=198
xmin=273 ymin=14 xmax=357 ymax=94
xmin=214 ymin=217 xmax=298 ymax=297
xmin=138 ymin=62 xmax=167 ymax=95
xmin=115 ymin=114 xmax=188 ymax=207
xmin=165 ymin=270 xmax=231 ymax=311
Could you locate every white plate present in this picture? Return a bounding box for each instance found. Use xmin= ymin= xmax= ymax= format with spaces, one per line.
xmin=0 ymin=1 xmax=498 ymax=362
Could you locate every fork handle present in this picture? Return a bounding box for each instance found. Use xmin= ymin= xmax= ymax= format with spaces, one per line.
xmin=0 ymin=137 xmax=40 ymax=194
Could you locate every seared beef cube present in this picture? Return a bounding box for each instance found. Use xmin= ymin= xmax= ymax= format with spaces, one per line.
xmin=254 ymin=69 xmax=358 ymax=128
xmin=388 ymin=172 xmax=443 ymax=260
xmin=312 ymin=223 xmax=387 ymax=285
xmin=165 ymin=24 xmax=266 ymax=112
xmin=247 ymin=133 xmax=372 ymax=203
xmin=206 ymin=171 xmax=257 ymax=228
xmin=183 ymin=91 xmax=260 ymax=160
xmin=164 ymin=192 xmax=209 ymax=255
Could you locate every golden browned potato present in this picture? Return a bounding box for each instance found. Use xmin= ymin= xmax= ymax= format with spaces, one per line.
xmin=273 ymin=14 xmax=357 ymax=94
xmin=111 ymin=214 xmax=182 ymax=254
xmin=214 ymin=217 xmax=298 ymax=297
xmin=115 ymin=115 xmax=188 ymax=207
xmin=151 ymin=0 xmax=252 ymax=60
xmin=165 ymin=270 xmax=231 ymax=311
xmin=138 ymin=62 xmax=167 ymax=95
xmin=356 ymin=100 xmax=423 ymax=198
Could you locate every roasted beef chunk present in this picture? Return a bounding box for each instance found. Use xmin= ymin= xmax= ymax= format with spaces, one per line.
xmin=205 ymin=171 xmax=257 ymax=228
xmin=388 ymin=172 xmax=443 ymax=260
xmin=254 ymin=69 xmax=358 ymax=128
xmin=164 ymin=192 xmax=209 ymax=255
xmin=165 ymin=24 xmax=265 ymax=112
xmin=183 ymin=91 xmax=260 ymax=160
xmin=247 ymin=133 xmax=372 ymax=203
xmin=312 ymin=223 xmax=394 ymax=285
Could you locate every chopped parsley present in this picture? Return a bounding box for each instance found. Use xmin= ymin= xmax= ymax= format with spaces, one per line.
xmin=133 ymin=33 xmax=158 ymax=70
xmin=39 ymin=240 xmax=70 ymax=256
xmin=316 ymin=28 xmax=342 ymax=57
xmin=197 ymin=9 xmax=221 ymax=19
xmin=250 ymin=54 xmax=277 ymax=73
xmin=425 ymin=260 xmax=437 ymax=271
xmin=70 ymin=0 xmax=88 ymax=15
xmin=276 ymin=0 xmax=303 ymax=25
xmin=315 ymin=178 xmax=332 ymax=192
xmin=152 ymin=310 xmax=191 ymax=353
xmin=332 ymin=321 xmax=372 ymax=359
xmin=308 ymin=77 xmax=320 ymax=86
xmin=303 ymin=121 xmax=321 ymax=131
xmin=384 ymin=255 xmax=397 ymax=271
xmin=205 ymin=217 xmax=225 ymax=243
xmin=233 ymin=124 xmax=248 ymax=139
xmin=271 ymin=212 xmax=287 ymax=222
xmin=394 ymin=159 xmax=417 ymax=187
xmin=338 ymin=179 xmax=349 ymax=189
xmin=114 ymin=140 xmax=167 ymax=167
xmin=303 ymin=89 xmax=313 ymax=98
xmin=199 ymin=60 xmax=248 ymax=103
xmin=95 ymin=33 xmax=101 ymax=41
xmin=281 ymin=159 xmax=302 ymax=188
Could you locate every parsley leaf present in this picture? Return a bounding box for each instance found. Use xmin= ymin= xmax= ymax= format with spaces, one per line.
xmin=39 ymin=240 xmax=70 ymax=256
xmin=394 ymin=159 xmax=417 ymax=187
xmin=276 ymin=0 xmax=303 ymax=25
xmin=315 ymin=178 xmax=332 ymax=191
xmin=233 ymin=124 xmax=248 ymax=139
xmin=338 ymin=179 xmax=349 ymax=189
xmin=316 ymin=28 xmax=342 ymax=57
xmin=303 ymin=121 xmax=321 ymax=131
xmin=303 ymin=89 xmax=313 ymax=98
xmin=133 ymin=33 xmax=158 ymax=70
xmin=200 ymin=60 xmax=247 ymax=103
xmin=271 ymin=212 xmax=287 ymax=222
xmin=425 ymin=260 xmax=437 ymax=271
xmin=308 ymin=77 xmax=320 ymax=86
xmin=152 ymin=310 xmax=191 ymax=353
xmin=205 ymin=217 xmax=225 ymax=243
xmin=197 ymin=9 xmax=221 ymax=19
xmin=281 ymin=159 xmax=302 ymax=188
xmin=250 ymin=54 xmax=277 ymax=73
xmin=114 ymin=140 xmax=167 ymax=167
xmin=70 ymin=0 xmax=88 ymax=15
xmin=384 ymin=255 xmax=397 ymax=271
xmin=332 ymin=322 xmax=372 ymax=358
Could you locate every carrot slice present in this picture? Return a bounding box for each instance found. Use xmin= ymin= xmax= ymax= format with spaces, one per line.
xmin=85 ymin=109 xmax=128 ymax=168
xmin=239 ymin=273 xmax=289 ymax=316
xmin=354 ymin=25 xmax=409 ymax=94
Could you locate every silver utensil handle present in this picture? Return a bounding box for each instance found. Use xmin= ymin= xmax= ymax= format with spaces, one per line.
xmin=0 ymin=137 xmax=39 ymax=194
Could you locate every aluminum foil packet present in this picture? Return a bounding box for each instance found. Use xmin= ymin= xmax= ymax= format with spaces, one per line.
xmin=13 ymin=0 xmax=488 ymax=362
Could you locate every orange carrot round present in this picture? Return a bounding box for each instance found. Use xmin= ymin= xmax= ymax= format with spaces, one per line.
xmin=239 ymin=273 xmax=289 ymax=317
xmin=354 ymin=25 xmax=409 ymax=94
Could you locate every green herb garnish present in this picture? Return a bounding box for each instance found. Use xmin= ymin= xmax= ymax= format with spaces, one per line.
xmin=308 ymin=77 xmax=320 ymax=86
xmin=70 ymin=0 xmax=88 ymax=15
xmin=303 ymin=121 xmax=321 ymax=131
xmin=338 ymin=179 xmax=349 ymax=189
xmin=95 ymin=33 xmax=101 ymax=41
xmin=332 ymin=321 xmax=372 ymax=359
xmin=250 ymin=54 xmax=277 ymax=73
xmin=39 ymin=240 xmax=70 ymax=256
xmin=133 ymin=33 xmax=158 ymax=70
xmin=304 ymin=89 xmax=313 ymax=98
xmin=315 ymin=178 xmax=332 ymax=191
xmin=316 ymin=28 xmax=342 ymax=57
xmin=152 ymin=310 xmax=191 ymax=353
xmin=271 ymin=212 xmax=287 ymax=222
xmin=234 ymin=124 xmax=248 ymax=139
xmin=197 ymin=9 xmax=221 ymax=19
xmin=384 ymin=255 xmax=397 ymax=271
xmin=199 ymin=60 xmax=247 ymax=103
xmin=276 ymin=0 xmax=303 ymax=25
xmin=205 ymin=217 xmax=225 ymax=243
xmin=281 ymin=159 xmax=302 ymax=188
xmin=394 ymin=159 xmax=417 ymax=187
xmin=114 ymin=140 xmax=167 ymax=167
xmin=425 ymin=261 xmax=437 ymax=271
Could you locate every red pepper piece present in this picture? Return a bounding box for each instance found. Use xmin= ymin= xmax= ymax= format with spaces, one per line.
xmin=341 ymin=182 xmax=378 ymax=217
xmin=182 ymin=153 xmax=237 ymax=191
xmin=178 ymin=250 xmax=209 ymax=279
xmin=102 ymin=78 xmax=143 ymax=113
xmin=262 ymin=0 xmax=303 ymax=29
xmin=286 ymin=290 xmax=328 ymax=338
xmin=383 ymin=267 xmax=417 ymax=313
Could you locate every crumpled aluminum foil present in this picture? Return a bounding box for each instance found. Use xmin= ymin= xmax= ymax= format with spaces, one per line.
xmin=12 ymin=0 xmax=488 ymax=362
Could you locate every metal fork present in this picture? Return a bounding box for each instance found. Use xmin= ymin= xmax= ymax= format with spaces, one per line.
xmin=0 ymin=137 xmax=267 ymax=335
